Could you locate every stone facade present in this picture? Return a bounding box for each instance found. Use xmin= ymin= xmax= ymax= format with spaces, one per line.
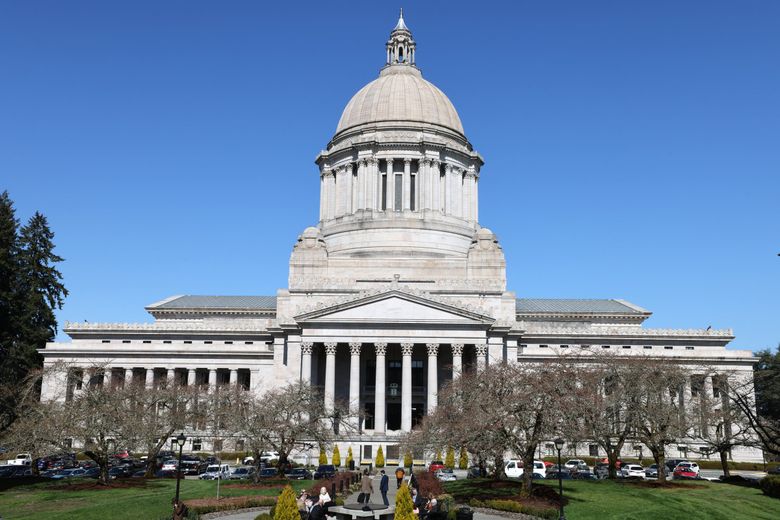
xmin=40 ymin=12 xmax=762 ymax=463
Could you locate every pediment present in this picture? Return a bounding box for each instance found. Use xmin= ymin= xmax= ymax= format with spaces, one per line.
xmin=294 ymin=290 xmax=494 ymax=325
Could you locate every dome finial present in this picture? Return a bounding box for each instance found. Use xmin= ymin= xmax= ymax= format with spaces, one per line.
xmin=387 ymin=8 xmax=415 ymax=66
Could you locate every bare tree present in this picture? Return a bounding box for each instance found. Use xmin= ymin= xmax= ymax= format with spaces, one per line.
xmin=230 ymin=382 xmax=349 ymax=481
xmin=630 ymin=358 xmax=691 ymax=482
xmin=728 ymin=375 xmax=780 ymax=458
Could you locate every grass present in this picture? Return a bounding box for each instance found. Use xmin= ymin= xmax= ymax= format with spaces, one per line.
xmin=0 ymin=478 xmax=311 ymax=520
xmin=444 ymin=478 xmax=780 ymax=520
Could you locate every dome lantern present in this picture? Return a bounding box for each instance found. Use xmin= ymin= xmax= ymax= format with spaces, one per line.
xmin=386 ymin=8 xmax=416 ymax=66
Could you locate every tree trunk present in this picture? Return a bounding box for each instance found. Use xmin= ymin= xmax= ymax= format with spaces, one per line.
xmin=720 ymin=449 xmax=731 ymax=478
xmin=493 ymin=455 xmax=504 ymax=481
xmin=652 ymin=447 xmax=666 ymax=482
xmin=99 ymin=463 xmax=110 ymax=485
xmin=607 ymin=449 xmax=619 ymax=479
xmin=519 ymin=447 xmax=535 ymax=496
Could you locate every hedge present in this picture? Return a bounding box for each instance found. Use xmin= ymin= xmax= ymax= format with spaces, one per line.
xmin=760 ymin=475 xmax=780 ymax=499
xmin=469 ymin=498 xmax=558 ymax=519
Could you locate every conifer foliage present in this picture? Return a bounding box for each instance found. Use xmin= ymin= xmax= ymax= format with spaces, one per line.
xmin=458 ymin=447 xmax=468 ymax=469
xmin=0 ymin=192 xmax=67 ymax=434
xmin=445 ymin=446 xmax=455 ymax=469
xmin=346 ymin=446 xmax=353 ymax=468
xmin=319 ymin=446 xmax=328 ymax=465
xmin=274 ymin=485 xmax=300 ymax=520
xmin=375 ymin=445 xmax=384 ymax=467
xmin=332 ymin=444 xmax=341 ymax=467
xmin=394 ymin=483 xmax=416 ymax=520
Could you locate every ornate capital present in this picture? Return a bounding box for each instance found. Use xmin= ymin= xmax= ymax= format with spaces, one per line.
xmin=374 ymin=342 xmax=387 ymax=356
xmin=345 ymin=163 xmax=354 ymax=174
xmin=426 ymin=343 xmax=439 ymax=356
xmin=401 ymin=343 xmax=414 ymax=356
xmin=301 ymin=342 xmax=314 ymax=355
xmin=451 ymin=343 xmax=464 ymax=356
xmin=349 ymin=342 xmax=362 ymax=355
xmin=475 ymin=343 xmax=488 ymax=356
xmin=404 ymin=158 xmax=411 ymax=165
xmin=324 ymin=342 xmax=338 ymax=355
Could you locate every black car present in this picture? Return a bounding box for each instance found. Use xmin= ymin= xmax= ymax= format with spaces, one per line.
xmin=285 ymin=468 xmax=312 ymax=480
xmin=109 ymin=466 xmax=130 ymax=479
xmin=767 ymin=466 xmax=780 ymax=475
xmin=313 ymin=464 xmax=336 ymax=479
xmin=258 ymin=467 xmax=279 ymax=479
xmin=545 ymin=471 xmax=574 ymax=480
xmin=573 ymin=471 xmax=598 ymax=480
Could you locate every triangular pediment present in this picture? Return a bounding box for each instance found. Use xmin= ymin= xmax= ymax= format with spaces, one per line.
xmin=294 ymin=290 xmax=494 ymax=325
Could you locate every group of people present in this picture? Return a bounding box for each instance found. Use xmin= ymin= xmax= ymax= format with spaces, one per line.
xmin=298 ymin=468 xmax=440 ymax=520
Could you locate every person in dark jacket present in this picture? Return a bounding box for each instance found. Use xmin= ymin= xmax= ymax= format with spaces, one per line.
xmin=308 ymin=499 xmax=325 ymax=520
xmin=379 ymin=469 xmax=389 ymax=506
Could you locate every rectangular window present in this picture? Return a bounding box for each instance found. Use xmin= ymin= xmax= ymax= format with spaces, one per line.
xmin=664 ymin=346 xmax=673 ymax=350
xmin=101 ymin=340 xmax=110 ymax=343
xmin=184 ymin=340 xmax=192 ymax=344
xmin=363 ymin=445 xmax=373 ymax=460
xmin=364 ymin=403 xmax=375 ymax=429
xmin=163 ymin=340 xmax=171 ymax=344
xmin=386 ymin=445 xmax=399 ymax=460
xmin=122 ymin=340 xmax=131 ymax=344
xmin=410 ymin=174 xmax=416 ymax=211
xmin=366 ymin=360 xmax=376 ymax=386
xmin=245 ymin=341 xmax=253 ymax=345
xmin=685 ymin=346 xmax=694 ymax=350
xmin=205 ymin=341 xmax=212 ymax=344
xmin=192 ymin=439 xmax=202 ymax=451
xmin=622 ymin=345 xmax=631 ymax=349
xmin=225 ymin=341 xmax=233 ymax=344
xmin=381 ymin=174 xmax=387 ymax=210
xmin=412 ymin=360 xmax=424 ymax=386
xmin=589 ymin=444 xmax=599 ymax=457
xmin=644 ymin=345 xmax=652 ymax=350
xmin=560 ymin=344 xmax=569 ymax=349
xmin=213 ymin=439 xmax=223 ymax=452
xmin=394 ymin=174 xmax=403 ymax=210
xmin=602 ymin=345 xmax=610 ymax=349
xmin=540 ymin=344 xmax=548 ymax=349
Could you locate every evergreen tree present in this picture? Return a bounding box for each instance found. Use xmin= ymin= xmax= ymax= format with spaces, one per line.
xmin=346 ymin=446 xmax=353 ymax=468
xmin=458 ymin=447 xmax=468 ymax=470
xmin=445 ymin=446 xmax=455 ymax=469
xmin=319 ymin=446 xmax=328 ymax=465
xmin=17 ymin=212 xmax=67 ymax=371
xmin=274 ymin=485 xmax=300 ymax=520
xmin=394 ymin=483 xmax=416 ymax=520
xmin=332 ymin=444 xmax=341 ymax=467
xmin=375 ymin=445 xmax=384 ymax=467
xmin=403 ymin=450 xmax=412 ymax=468
xmin=0 ymin=191 xmax=22 ymax=433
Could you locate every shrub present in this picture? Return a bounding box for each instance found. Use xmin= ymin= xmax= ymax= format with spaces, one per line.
xmin=376 ymin=446 xmax=385 ymax=468
xmin=395 ymin=483 xmax=416 ymax=520
xmin=332 ymin=445 xmax=341 ymax=467
xmin=434 ymin=449 xmax=442 ymax=461
xmin=404 ymin=451 xmax=413 ymax=468
xmin=319 ymin=447 xmax=328 ymax=466
xmin=760 ymin=475 xmax=780 ymax=499
xmin=458 ymin=448 xmax=468 ymax=470
xmin=185 ymin=496 xmax=276 ymax=515
xmin=274 ymin=486 xmax=299 ymax=520
xmin=445 ymin=447 xmax=455 ymax=469
xmin=468 ymin=499 xmax=485 ymax=508
xmin=255 ymin=514 xmax=273 ymax=520
xmin=414 ymin=470 xmax=444 ymax=496
xmin=470 ymin=499 xmax=557 ymax=520
xmin=346 ymin=446 xmax=353 ymax=468
xmin=438 ymin=493 xmax=454 ymax=512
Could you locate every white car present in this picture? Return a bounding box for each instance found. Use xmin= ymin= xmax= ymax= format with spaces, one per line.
xmin=7 ymin=453 xmax=32 ymax=466
xmin=161 ymin=460 xmax=178 ymax=472
xmin=504 ymin=460 xmax=546 ymax=479
xmin=621 ymin=464 xmax=645 ymax=479
xmin=564 ymin=459 xmax=588 ymax=470
xmin=435 ymin=469 xmax=457 ymax=482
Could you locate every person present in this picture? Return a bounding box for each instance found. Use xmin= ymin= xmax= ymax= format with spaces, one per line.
xmin=308 ymin=498 xmax=325 ymax=520
xmin=409 ymin=471 xmax=418 ymax=491
xmin=395 ymin=466 xmax=405 ymax=489
xmin=379 ymin=469 xmax=389 ymax=506
xmin=360 ymin=469 xmax=373 ymax=505
xmin=297 ymin=491 xmax=310 ymax=511
xmin=318 ymin=486 xmax=331 ymax=504
xmin=422 ymin=494 xmax=438 ymax=520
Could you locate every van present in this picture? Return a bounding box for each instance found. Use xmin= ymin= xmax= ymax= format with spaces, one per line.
xmin=504 ymin=460 xmax=546 ymax=478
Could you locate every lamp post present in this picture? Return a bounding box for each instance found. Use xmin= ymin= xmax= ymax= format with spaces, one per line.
xmin=173 ymin=433 xmax=187 ymax=513
xmin=554 ymin=438 xmax=566 ymax=520
xmin=634 ymin=445 xmax=643 ymax=464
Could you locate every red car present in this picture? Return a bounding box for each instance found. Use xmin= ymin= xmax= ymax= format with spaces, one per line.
xmin=672 ymin=462 xmax=700 ymax=479
xmin=428 ymin=460 xmax=445 ymax=472
xmin=600 ymin=457 xmax=622 ymax=468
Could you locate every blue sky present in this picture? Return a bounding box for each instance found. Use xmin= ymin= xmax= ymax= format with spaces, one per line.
xmin=1 ymin=1 xmax=778 ymax=351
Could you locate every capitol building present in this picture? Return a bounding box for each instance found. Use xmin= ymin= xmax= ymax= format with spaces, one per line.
xmin=41 ymin=13 xmax=761 ymax=463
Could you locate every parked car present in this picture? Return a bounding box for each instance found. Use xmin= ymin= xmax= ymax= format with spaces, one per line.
xmin=621 ymin=464 xmax=645 ymax=479
xmin=199 ymin=464 xmax=231 ymax=480
xmin=673 ymin=462 xmax=700 ymax=479
xmin=51 ymin=468 xmax=88 ymax=480
xmin=435 ymin=469 xmax=457 ymax=482
xmin=258 ymin=467 xmax=279 ymax=479
xmin=504 ymin=460 xmax=546 ymax=479
xmin=645 ymin=464 xmax=659 ymax=478
xmin=113 ymin=450 xmax=130 ymax=459
xmin=466 ymin=466 xmax=482 ymax=479
xmin=428 ymin=460 xmax=445 ymax=473
xmin=5 ymin=453 xmax=32 ymax=466
xmin=573 ymin=471 xmax=598 ymax=480
xmin=161 ymin=460 xmax=178 ymax=472
xmin=229 ymin=467 xmax=256 ymax=480
xmin=180 ymin=459 xmax=204 ymax=476
xmin=768 ymin=466 xmax=780 ymax=475
xmin=664 ymin=459 xmax=686 ymax=473
xmin=564 ymin=459 xmax=588 ymax=471
xmin=313 ymin=464 xmax=336 ymax=479
xmin=109 ymin=466 xmax=130 ymax=479
xmin=131 ymin=470 xmax=147 ymax=478
xmin=0 ymin=466 xmax=33 ymax=478
xmin=285 ymin=468 xmax=312 ymax=480
xmin=546 ymin=471 xmax=574 ymax=480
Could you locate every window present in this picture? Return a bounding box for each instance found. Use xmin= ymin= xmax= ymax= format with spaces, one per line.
xmin=213 ymin=439 xmax=223 ymax=452
xmin=245 ymin=341 xmax=253 ymax=345
xmin=712 ymin=376 xmax=723 ymax=399
xmin=184 ymin=340 xmax=192 ymax=344
xmin=364 ymin=403 xmax=375 ymax=429
xmin=540 ymin=344 xmax=548 ymax=349
xmin=394 ymin=174 xmax=402 ymax=210
xmin=664 ymin=346 xmax=673 ymax=350
xmin=143 ymin=340 xmax=151 ymax=344
xmin=235 ymin=439 xmax=245 ymax=452
xmin=386 ymin=445 xmax=400 ymax=460
xmin=685 ymin=346 xmax=694 ymax=350
xmin=580 ymin=344 xmax=591 ymax=349
xmin=192 ymin=439 xmax=202 ymax=451
xmin=644 ymin=345 xmax=652 ymax=350
xmin=225 ymin=341 xmax=233 ymax=344
xmin=622 ymin=345 xmax=631 ymax=349
xmin=589 ymin=444 xmax=599 ymax=457
xmin=363 ymin=445 xmax=372 ymax=460
xmin=122 ymin=340 xmax=131 ymax=344
xmin=412 ymin=360 xmax=424 ymax=386
xmin=366 ymin=360 xmax=376 ymax=386
xmin=205 ymin=341 xmax=212 ymax=344
xmin=560 ymin=344 xmax=569 ymax=349
xmin=101 ymin=340 xmax=110 ymax=344
xmin=602 ymin=345 xmax=610 ymax=349
xmin=381 ymin=174 xmax=387 ymax=210
xmin=691 ymin=375 xmax=705 ymax=397
xmin=163 ymin=340 xmax=171 ymax=344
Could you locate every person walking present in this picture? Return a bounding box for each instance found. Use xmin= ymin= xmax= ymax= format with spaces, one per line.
xmin=379 ymin=469 xmax=389 ymax=506
xmin=360 ymin=469 xmax=373 ymax=505
xmin=395 ymin=466 xmax=405 ymax=489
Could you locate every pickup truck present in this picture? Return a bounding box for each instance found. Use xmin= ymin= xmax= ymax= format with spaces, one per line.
xmin=6 ymin=453 xmax=32 ymax=466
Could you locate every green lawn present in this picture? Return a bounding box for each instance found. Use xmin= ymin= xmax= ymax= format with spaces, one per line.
xmin=0 ymin=478 xmax=309 ymax=520
xmin=444 ymin=478 xmax=780 ymax=520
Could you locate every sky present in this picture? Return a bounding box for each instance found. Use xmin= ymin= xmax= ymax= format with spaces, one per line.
xmin=1 ymin=1 xmax=778 ymax=351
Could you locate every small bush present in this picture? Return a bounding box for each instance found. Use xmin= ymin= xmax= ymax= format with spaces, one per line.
xmin=445 ymin=447 xmax=455 ymax=470
xmin=404 ymin=451 xmax=413 ymax=468
xmin=185 ymin=496 xmax=276 ymax=515
xmin=472 ymin=498 xmax=557 ymax=520
xmin=395 ymin=483 xmax=416 ymax=520
xmin=319 ymin=447 xmax=327 ymax=466
xmin=458 ymin=448 xmax=468 ymax=470
xmin=760 ymin=475 xmax=780 ymax=499
xmin=275 ymin=485 xmax=300 ymax=520
xmin=438 ymin=493 xmax=454 ymax=513
xmin=376 ymin=446 xmax=385 ymax=468
xmin=414 ymin=470 xmax=444 ymax=496
xmin=332 ymin=445 xmax=341 ymax=467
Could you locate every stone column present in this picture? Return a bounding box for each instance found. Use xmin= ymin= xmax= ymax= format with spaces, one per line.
xmin=451 ymin=344 xmax=463 ymax=377
xmin=444 ymin=163 xmax=453 ymax=215
xmin=475 ymin=344 xmax=487 ymax=372
xmin=319 ymin=171 xmax=326 ymax=221
xmin=431 ymin=160 xmax=441 ymax=212
xmin=345 ymin=163 xmax=354 ymax=215
xmin=356 ymin=160 xmax=366 ymax=211
xmin=324 ymin=342 xmax=337 ymax=413
xmin=335 ymin=166 xmax=346 ymax=217
xmin=187 ymin=368 xmax=196 ymax=386
xmin=387 ymin=159 xmax=395 ymax=211
xmin=401 ymin=343 xmax=414 ymax=432
xmin=348 ymin=342 xmax=362 ymax=421
xmin=229 ymin=369 xmax=238 ymax=386
xmin=403 ymin=159 xmax=411 ymax=210
xmin=329 ymin=171 xmax=337 ymax=220
xmin=368 ymin=159 xmax=378 ymax=211
xmin=124 ymin=368 xmax=133 ymax=387
xmin=208 ymin=369 xmax=217 ymax=392
xmin=463 ymin=171 xmax=474 ymax=222
xmin=301 ymin=342 xmax=313 ymax=383
xmin=167 ymin=368 xmax=175 ymax=386
xmin=374 ymin=342 xmax=387 ymax=433
xmin=452 ymin=167 xmax=463 ymax=218
xmin=145 ymin=368 xmax=154 ymax=389
xmin=426 ymin=343 xmax=439 ymax=413
xmin=473 ymin=172 xmax=479 ymax=221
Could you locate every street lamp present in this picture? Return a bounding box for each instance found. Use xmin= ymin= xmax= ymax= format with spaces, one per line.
xmin=634 ymin=445 xmax=643 ymax=464
xmin=173 ymin=433 xmax=187 ymax=513
xmin=554 ymin=438 xmax=566 ymax=520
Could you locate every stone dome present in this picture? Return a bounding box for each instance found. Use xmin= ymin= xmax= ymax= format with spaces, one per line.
xmin=335 ymin=65 xmax=465 ymax=136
